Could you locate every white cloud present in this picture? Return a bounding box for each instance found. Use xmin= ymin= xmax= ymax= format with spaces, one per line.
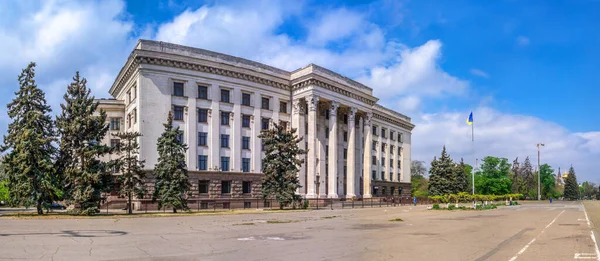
xmin=517 ymin=36 xmax=530 ymax=46
xmin=470 ymin=68 xmax=489 ymax=78
xmin=306 ymin=8 xmax=365 ymax=46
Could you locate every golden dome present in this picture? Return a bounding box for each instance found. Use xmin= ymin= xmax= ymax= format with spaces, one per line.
xmin=562 ymin=171 xmax=569 ymax=179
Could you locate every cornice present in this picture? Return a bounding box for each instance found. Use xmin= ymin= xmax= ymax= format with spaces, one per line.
xmin=291 ymin=78 xmax=378 ymax=106
xmin=373 ymin=112 xmax=415 ymax=131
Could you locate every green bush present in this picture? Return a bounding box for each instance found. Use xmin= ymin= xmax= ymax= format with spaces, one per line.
xmin=448 ymin=205 xmax=456 ymax=210
xmin=432 ymin=204 xmax=440 ymax=210
xmin=513 ymin=201 xmax=519 ymax=205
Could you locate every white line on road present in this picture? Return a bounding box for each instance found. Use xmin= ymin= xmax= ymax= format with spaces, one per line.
xmin=582 ymin=203 xmax=600 ymax=261
xmin=508 ymin=210 xmax=565 ymax=261
xmin=575 ymin=253 xmax=598 ymax=259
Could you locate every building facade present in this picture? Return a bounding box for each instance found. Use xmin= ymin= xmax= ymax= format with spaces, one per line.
xmin=98 ymin=40 xmax=414 ymax=200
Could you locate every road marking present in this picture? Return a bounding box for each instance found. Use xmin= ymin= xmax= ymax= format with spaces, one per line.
xmin=575 ymin=253 xmax=598 ymax=259
xmin=508 ymin=210 xmax=565 ymax=261
xmin=237 ymin=237 xmax=255 ymax=241
xmin=582 ymin=203 xmax=600 ymax=261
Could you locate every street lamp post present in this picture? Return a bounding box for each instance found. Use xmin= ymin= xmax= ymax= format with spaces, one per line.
xmin=537 ymin=143 xmax=545 ymax=200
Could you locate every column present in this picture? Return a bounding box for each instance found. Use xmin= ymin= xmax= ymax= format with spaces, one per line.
xmin=306 ymin=95 xmax=319 ymax=198
xmin=186 ymin=99 xmax=197 ymax=170
xmin=385 ymin=135 xmax=391 ymax=181
xmin=230 ymin=111 xmax=239 ymax=172
xmin=357 ymin=115 xmax=364 ymax=197
xmin=393 ymin=139 xmax=399 ymax=182
xmin=251 ymin=94 xmax=262 ymax=173
xmin=327 ymin=101 xmax=339 ymax=198
xmin=376 ymin=140 xmax=382 ymax=181
xmin=209 ymin=104 xmax=220 ymax=170
xmin=292 ymin=99 xmax=306 ymax=195
xmin=362 ymin=112 xmax=373 ymax=198
xmin=346 ymin=108 xmax=357 ymax=199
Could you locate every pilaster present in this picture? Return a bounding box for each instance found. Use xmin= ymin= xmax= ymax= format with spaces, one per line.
xmin=292 ymin=99 xmax=306 ymax=195
xmin=306 ymin=95 xmax=319 ymax=198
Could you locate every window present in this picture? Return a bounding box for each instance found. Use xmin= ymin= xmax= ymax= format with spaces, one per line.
xmin=198 ymin=155 xmax=208 ymax=171
xmin=390 ymin=159 xmax=393 ymax=167
xmin=261 ymin=97 xmax=270 ymax=110
xmin=280 ymin=121 xmax=288 ymax=129
xmin=382 ymin=157 xmax=385 ymax=166
xmin=110 ymin=118 xmax=121 ymax=131
xmin=382 ymin=129 xmax=386 ymax=138
xmin=343 ymin=131 xmax=347 ymax=142
xmin=198 ymin=85 xmax=208 ymax=99
xmin=198 ymin=132 xmax=207 ymax=146
xmin=176 ymin=132 xmax=184 ymax=143
xmin=398 ymin=160 xmax=402 ymax=169
xmin=344 ymin=115 xmax=348 ymax=124
xmin=132 ymin=86 xmax=137 ymax=101
xmin=174 ymin=106 xmax=184 ymax=121
xmin=391 ymin=131 xmax=395 ymax=141
xmin=325 ymin=127 xmax=329 ymax=138
xmin=242 ymin=158 xmax=250 ymax=172
xmin=326 ymin=112 xmax=330 ymax=120
xmin=242 ymin=93 xmax=251 ymax=106
xmin=127 ymin=113 xmax=132 ymax=128
xmin=221 ymin=134 xmax=229 ymax=148
xmin=398 ymin=147 xmax=402 ymax=154
xmin=261 ymin=118 xmax=269 ymax=130
xmin=132 ymin=108 xmax=137 ymax=124
xmin=110 ymin=139 xmax=120 ymax=148
xmin=220 ymin=89 xmax=230 ymax=103
xmin=326 ymin=145 xmax=329 ymax=156
xmin=173 ymin=82 xmax=184 ymax=96
xmin=242 ymin=181 xmax=251 ymax=193
xmin=399 ymin=133 xmax=404 ymax=143
xmin=221 ymin=180 xmax=231 ymax=193
xmin=381 ymin=171 xmax=385 ymax=180
xmin=221 ymin=157 xmax=230 ymax=172
xmin=372 ymin=141 xmax=377 ymax=151
xmin=199 ymin=180 xmax=209 ymax=193
xmin=127 ymin=89 xmax=132 ymax=103
xmin=372 ymin=170 xmax=377 ymax=180
xmin=372 ymin=156 xmax=376 ymax=165
xmin=372 ymin=126 xmax=377 ymax=135
xmin=279 ymin=101 xmax=287 ymax=113
xmin=326 ymin=164 xmax=329 ymax=175
xmin=198 ymin=108 xmax=208 ymax=123
xmin=242 ymin=115 xmax=251 ymax=128
xmin=221 ymin=111 xmax=230 ymax=125
xmin=343 ymin=149 xmax=347 ymax=159
xmin=382 ymin=144 xmax=385 ymax=152
xmin=242 ymin=136 xmax=250 ymax=150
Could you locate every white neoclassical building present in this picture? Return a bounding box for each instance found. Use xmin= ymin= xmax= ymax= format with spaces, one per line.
xmin=98 ymin=40 xmax=414 ymax=200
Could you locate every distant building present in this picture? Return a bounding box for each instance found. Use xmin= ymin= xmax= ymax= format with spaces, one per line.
xmin=97 ymin=40 xmax=414 ymax=201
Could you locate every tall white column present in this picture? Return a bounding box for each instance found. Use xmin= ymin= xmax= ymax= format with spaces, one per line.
xmin=362 ymin=112 xmax=373 ymax=198
xmin=306 ymin=95 xmax=319 ymax=198
xmin=393 ymin=140 xmax=399 ymax=182
xmin=327 ymin=101 xmax=339 ymax=198
xmin=385 ymin=135 xmax=391 ymax=181
xmin=346 ymin=107 xmax=357 ymax=199
xmin=292 ymin=99 xmax=306 ymax=195
xmin=209 ymin=102 xmax=220 ymax=170
xmin=357 ymin=115 xmax=364 ymax=197
xmin=186 ymin=99 xmax=197 ymax=170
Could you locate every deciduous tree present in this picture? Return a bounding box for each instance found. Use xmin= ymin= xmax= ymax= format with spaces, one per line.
xmin=475 ymin=156 xmax=512 ymax=195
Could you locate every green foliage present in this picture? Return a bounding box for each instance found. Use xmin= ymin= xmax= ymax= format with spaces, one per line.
xmin=432 ymin=204 xmax=440 ymax=210
xmin=56 ymin=72 xmax=113 ymax=215
xmin=454 ymin=158 xmax=470 ymax=193
xmin=153 ymin=112 xmax=191 ymax=213
xmin=0 ymin=180 xmax=9 ymax=203
xmin=411 ymin=160 xmax=427 ymax=176
xmin=1 ymin=63 xmax=58 ymax=214
xmin=581 ymin=181 xmax=598 ymax=199
xmin=113 ymin=132 xmax=146 ymax=214
xmin=475 ymin=156 xmax=512 ymax=195
xmin=428 ymin=146 xmax=456 ymax=196
xmin=563 ymin=166 xmax=579 ymax=200
xmin=539 ymin=164 xmax=560 ymax=199
xmin=259 ymin=122 xmax=306 ymax=210
xmin=411 ymin=172 xmax=429 ymax=197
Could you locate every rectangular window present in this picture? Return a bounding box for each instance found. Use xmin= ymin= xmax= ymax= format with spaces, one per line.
xmin=198 ymin=132 xmax=207 ymax=146
xmin=261 ymin=97 xmax=270 ymax=110
xmin=173 ymin=82 xmax=184 ymax=96
xmin=325 ymin=127 xmax=329 ymax=138
xmin=110 ymin=118 xmax=121 ymax=131
xmin=344 ymin=115 xmax=348 ymax=124
xmin=326 ymin=112 xmax=330 ymax=120
xmin=279 ymin=101 xmax=287 ymax=113
xmin=399 ymin=133 xmax=403 ymax=143
xmin=221 ymin=134 xmax=230 ymax=148
xmin=343 ymin=131 xmax=348 ymax=142
xmin=221 ymin=111 xmax=230 ymax=125
xmin=261 ymin=118 xmax=269 ymax=130
xmin=372 ymin=126 xmax=377 ymax=135
xmin=198 ymin=85 xmax=208 ymax=99
xmin=132 ymin=86 xmax=136 ymax=101
xmin=127 ymin=89 xmax=132 ymax=103
xmin=372 ymin=141 xmax=377 ymax=151
xmin=242 ymin=114 xmax=251 ymax=128
xmin=174 ymin=106 xmax=184 ymax=121
xmin=127 ymin=113 xmax=132 ymax=128
xmin=198 ymin=108 xmax=208 ymax=123
xmin=220 ymin=89 xmax=230 ymax=103
xmin=390 ymin=131 xmax=395 ymax=141
xmin=132 ymin=108 xmax=137 ymax=124
xmin=176 ymin=132 xmax=184 ymax=143
xmin=382 ymin=157 xmax=385 ymax=166
xmin=242 ymin=158 xmax=250 ymax=172
xmin=382 ymin=129 xmax=386 ymax=138
xmin=390 ymin=159 xmax=394 ymax=167
xmin=198 ymin=155 xmax=208 ymax=170
xmin=221 ymin=157 xmax=230 ymax=172
xmin=372 ymin=170 xmax=377 ymax=180
xmin=372 ymin=156 xmax=376 ymax=165
xmin=325 ymin=145 xmax=329 ymax=156
xmin=382 ymin=144 xmax=385 ymax=152
xmin=242 ymin=93 xmax=251 ymax=106
xmin=242 ymin=181 xmax=251 ymax=193
xmin=221 ymin=180 xmax=231 ymax=193
xmin=381 ymin=171 xmax=385 ymax=180
xmin=242 ymin=136 xmax=250 ymax=150
xmin=198 ymin=180 xmax=209 ymax=193
xmin=398 ymin=147 xmax=402 ymax=154
xmin=343 ymin=148 xmax=347 ymax=159
xmin=110 ymin=139 xmax=120 ymax=148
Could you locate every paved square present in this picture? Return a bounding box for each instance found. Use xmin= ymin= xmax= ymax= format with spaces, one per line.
xmin=0 ymin=201 xmax=598 ymax=260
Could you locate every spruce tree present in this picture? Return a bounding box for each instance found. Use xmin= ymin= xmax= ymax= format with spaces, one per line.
xmin=427 ymin=146 xmax=455 ymax=196
xmin=56 ymin=72 xmax=113 ymax=215
xmin=1 ymin=62 xmax=57 ymax=214
xmin=510 ymin=157 xmax=521 ymax=194
xmin=563 ymin=166 xmax=579 ymax=200
xmin=258 ymin=122 xmax=306 ymax=209
xmin=454 ymin=158 xmax=470 ymax=193
xmin=153 ymin=112 xmax=191 ymax=213
xmin=113 ymin=132 xmax=146 ymax=214
xmin=520 ymin=157 xmax=535 ymax=198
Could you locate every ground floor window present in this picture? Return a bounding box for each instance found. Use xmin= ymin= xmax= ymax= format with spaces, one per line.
xmin=221 ymin=180 xmax=231 ymax=193
xmin=242 ymin=181 xmax=252 ymax=194
xmin=199 ymin=180 xmax=209 ymax=194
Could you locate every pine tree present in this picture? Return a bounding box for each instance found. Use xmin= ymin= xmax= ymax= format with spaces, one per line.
xmin=510 ymin=157 xmax=521 ymax=194
xmin=153 ymin=112 xmax=191 ymax=213
xmin=428 ymin=146 xmax=455 ymax=196
xmin=563 ymin=166 xmax=579 ymax=200
xmin=56 ymin=72 xmax=113 ymax=215
xmin=113 ymin=132 xmax=146 ymax=214
xmin=258 ymin=122 xmax=306 ymax=209
xmin=0 ymin=62 xmax=57 ymax=214
xmin=454 ymin=158 xmax=470 ymax=193
xmin=520 ymin=157 xmax=535 ymax=198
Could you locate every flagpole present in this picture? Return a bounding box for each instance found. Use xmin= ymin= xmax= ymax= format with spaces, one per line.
xmin=471 ymin=113 xmax=475 ymax=208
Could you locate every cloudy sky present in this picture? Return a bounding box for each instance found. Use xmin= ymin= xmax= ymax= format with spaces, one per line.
xmin=1 ymin=0 xmax=599 ymax=182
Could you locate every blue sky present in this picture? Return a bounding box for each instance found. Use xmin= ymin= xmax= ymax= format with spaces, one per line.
xmin=1 ymin=0 xmax=599 ymax=182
